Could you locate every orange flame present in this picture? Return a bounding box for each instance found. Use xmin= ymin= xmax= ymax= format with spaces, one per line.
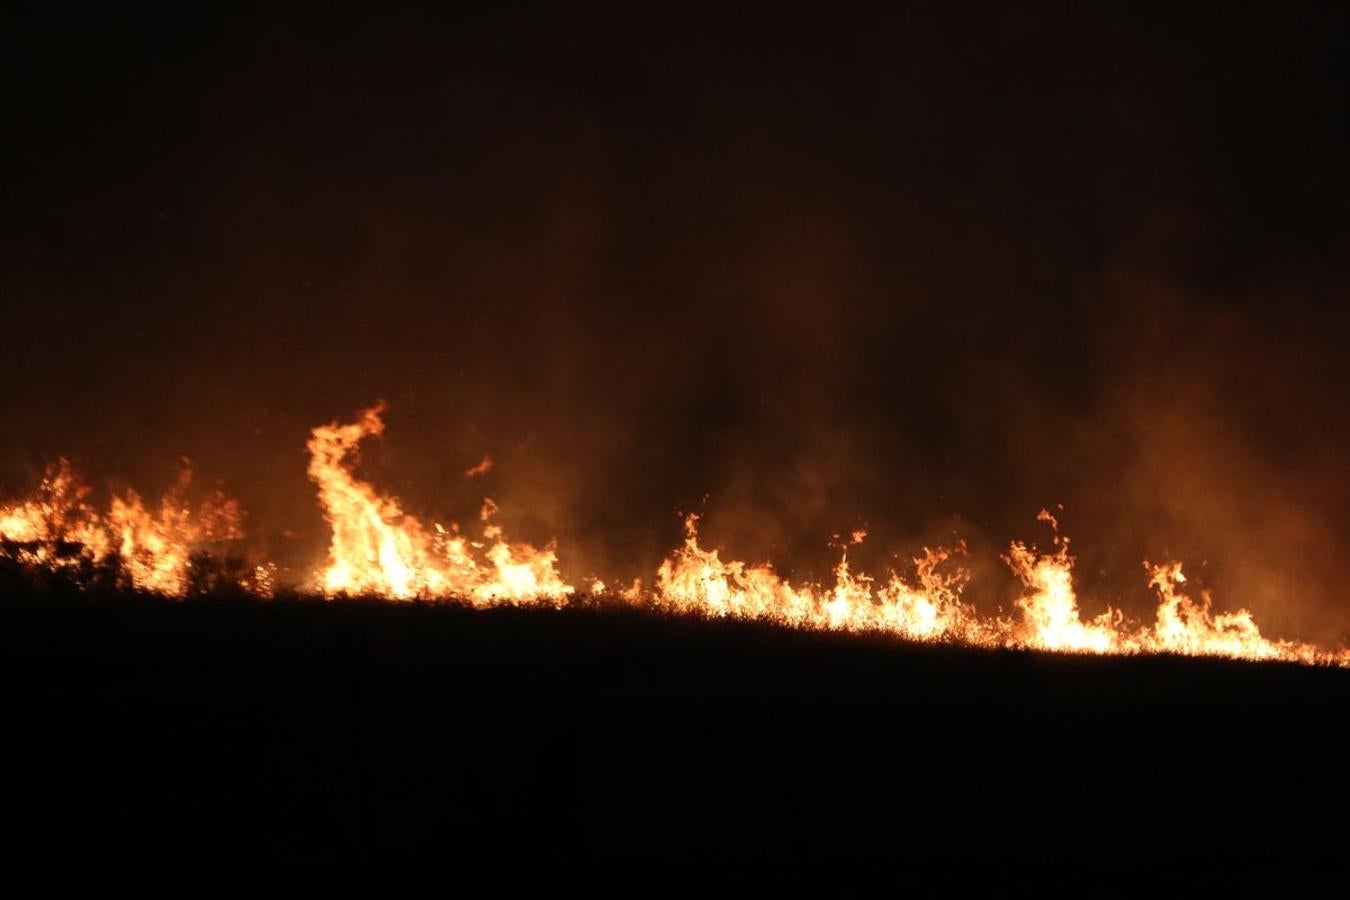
xmin=4 ymin=407 xmax=1347 ymax=666
xmin=0 ymin=459 xmax=109 ymax=560
xmin=1141 ymin=561 xmax=1343 ymax=664
xmin=306 ymin=404 xmax=572 ymax=604
xmin=464 ymin=456 xmax=494 ymax=478
xmin=653 ymin=509 xmax=1348 ymax=664
xmin=0 ymin=458 xmax=243 ymax=594
xmin=1004 ymin=514 xmax=1127 ymax=653
xmin=655 ymin=513 xmax=992 ymax=643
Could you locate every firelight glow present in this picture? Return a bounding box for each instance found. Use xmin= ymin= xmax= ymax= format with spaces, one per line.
xmin=2 ymin=403 xmax=1346 ymax=667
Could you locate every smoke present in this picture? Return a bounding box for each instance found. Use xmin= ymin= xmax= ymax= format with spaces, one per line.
xmin=2 ymin=5 xmax=1348 ymax=640
xmin=1081 ymin=256 xmax=1350 ymax=642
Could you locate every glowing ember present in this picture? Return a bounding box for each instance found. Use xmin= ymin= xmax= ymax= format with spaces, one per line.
xmin=3 ymin=404 xmax=1347 ymax=667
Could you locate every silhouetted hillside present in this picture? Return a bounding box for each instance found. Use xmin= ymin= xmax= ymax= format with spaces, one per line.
xmin=3 ymin=575 xmax=1347 ymax=887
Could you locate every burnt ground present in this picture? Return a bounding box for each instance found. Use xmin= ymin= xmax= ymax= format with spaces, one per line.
xmin=3 ymin=578 xmax=1348 ymax=889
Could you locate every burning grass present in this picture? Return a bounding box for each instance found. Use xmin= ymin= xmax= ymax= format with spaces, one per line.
xmin=3 ymin=403 xmax=1348 ymax=667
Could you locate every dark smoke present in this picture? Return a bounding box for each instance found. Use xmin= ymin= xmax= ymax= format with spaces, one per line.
xmin=2 ymin=5 xmax=1348 ymax=640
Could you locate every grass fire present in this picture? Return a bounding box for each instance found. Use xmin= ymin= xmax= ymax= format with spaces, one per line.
xmin=6 ymin=4 xmax=1350 ymax=883
xmin=3 ymin=404 xmax=1345 ymax=667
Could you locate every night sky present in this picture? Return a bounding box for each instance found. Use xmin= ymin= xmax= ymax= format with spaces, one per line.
xmin=3 ymin=4 xmax=1349 ymax=638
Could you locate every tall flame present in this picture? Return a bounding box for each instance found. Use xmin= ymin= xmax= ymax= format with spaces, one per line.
xmin=1004 ymin=511 xmax=1127 ymax=653
xmin=306 ymin=404 xmax=572 ymax=603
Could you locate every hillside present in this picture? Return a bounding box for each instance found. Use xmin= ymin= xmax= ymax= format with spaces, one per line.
xmin=3 ymin=581 xmax=1347 ymax=885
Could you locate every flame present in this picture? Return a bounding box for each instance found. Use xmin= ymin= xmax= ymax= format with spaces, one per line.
xmin=653 ymin=509 xmax=1348 ymax=664
xmin=464 ymin=456 xmax=494 ymax=478
xmin=0 ymin=459 xmax=110 ymax=561
xmin=306 ymin=404 xmax=572 ymax=603
xmin=0 ymin=458 xmax=243 ymax=594
xmin=655 ymin=514 xmax=991 ymax=643
xmin=1004 ymin=522 xmax=1127 ymax=654
xmin=4 ymin=406 xmax=1347 ymax=667
xmin=1141 ymin=561 xmax=1344 ymax=664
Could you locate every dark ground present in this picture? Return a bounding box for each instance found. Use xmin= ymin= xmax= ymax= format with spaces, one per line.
xmin=3 ymin=578 xmax=1348 ymax=889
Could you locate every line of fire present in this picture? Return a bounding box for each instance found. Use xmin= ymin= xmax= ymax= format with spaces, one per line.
xmin=4 ymin=403 xmax=1345 ymax=667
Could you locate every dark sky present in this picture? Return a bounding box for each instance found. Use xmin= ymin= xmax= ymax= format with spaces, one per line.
xmin=3 ymin=4 xmax=1349 ymax=637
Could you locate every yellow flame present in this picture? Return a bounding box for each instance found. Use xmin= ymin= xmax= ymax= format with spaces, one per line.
xmin=655 ymin=514 xmax=992 ymax=643
xmin=306 ymin=404 xmax=572 ymax=604
xmin=1004 ymin=533 xmax=1126 ymax=654
xmin=0 ymin=459 xmax=243 ymax=594
xmin=4 ymin=410 xmax=1348 ymax=667
xmin=653 ymin=510 xmax=1348 ymax=664
xmin=1141 ymin=561 xmax=1344 ymax=664
xmin=0 ymin=460 xmax=109 ymax=559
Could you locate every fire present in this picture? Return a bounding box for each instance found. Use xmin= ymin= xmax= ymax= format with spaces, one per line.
xmin=0 ymin=458 xmax=243 ymax=594
xmin=306 ymin=404 xmax=572 ymax=603
xmin=650 ymin=509 xmax=1349 ymax=664
xmin=1141 ymin=561 xmax=1337 ymax=664
xmin=1004 ymin=511 xmax=1128 ymax=654
xmin=655 ymin=514 xmax=992 ymax=644
xmin=0 ymin=459 xmax=109 ymax=560
xmin=105 ymin=477 xmax=243 ymax=596
xmin=4 ymin=403 xmax=1348 ymax=667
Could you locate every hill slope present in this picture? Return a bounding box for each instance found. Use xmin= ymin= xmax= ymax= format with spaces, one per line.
xmin=3 ymin=584 xmax=1347 ymax=884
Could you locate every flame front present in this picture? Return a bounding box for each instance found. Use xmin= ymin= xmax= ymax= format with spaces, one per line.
xmin=4 ymin=405 xmax=1347 ymax=667
xmin=307 ymin=404 xmax=572 ymax=604
xmin=0 ymin=459 xmax=242 ymax=594
xmin=1141 ymin=561 xmax=1325 ymax=663
xmin=652 ymin=507 xmax=1349 ymax=664
xmin=656 ymin=514 xmax=996 ymax=644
